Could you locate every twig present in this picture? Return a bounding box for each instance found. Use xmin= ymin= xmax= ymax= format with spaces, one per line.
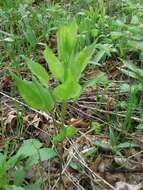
xmin=51 ymin=148 xmax=78 ymax=190
xmin=69 ymin=104 xmax=107 ymax=124
xmin=65 ymin=172 xmax=86 ymax=190
xmin=128 ymin=150 xmax=143 ymax=160
xmin=77 ymin=103 xmax=143 ymax=122
xmin=68 ymin=139 xmax=115 ymax=190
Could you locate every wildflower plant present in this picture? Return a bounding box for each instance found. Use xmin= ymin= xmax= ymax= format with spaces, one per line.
xmin=11 ymin=20 xmax=95 ymax=143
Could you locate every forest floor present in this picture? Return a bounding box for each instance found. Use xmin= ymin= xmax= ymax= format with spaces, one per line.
xmin=1 ymin=1 xmax=143 ymax=190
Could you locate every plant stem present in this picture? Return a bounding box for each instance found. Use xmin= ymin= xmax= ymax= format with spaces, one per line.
xmin=61 ymin=101 xmax=67 ymax=129
xmin=51 ymin=112 xmax=58 ymax=136
xmin=59 ymin=101 xmax=67 ymax=190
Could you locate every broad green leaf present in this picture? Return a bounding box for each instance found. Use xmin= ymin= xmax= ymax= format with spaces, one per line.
xmin=72 ymin=43 xmax=95 ymax=80
xmin=109 ymin=128 xmax=117 ymax=149
xmin=94 ymin=49 xmax=106 ymax=63
xmin=120 ymin=84 xmax=131 ymax=93
xmin=54 ymin=70 xmax=81 ymax=101
xmin=91 ymin=121 xmax=102 ymax=134
xmin=33 ymin=79 xmax=55 ymax=110
xmin=7 ymin=154 xmax=23 ymax=170
xmin=14 ymin=167 xmax=26 ymax=186
xmin=69 ymin=162 xmax=81 ymax=171
xmin=23 ymin=0 xmax=35 ymax=4
xmin=123 ymin=60 xmax=138 ymax=71
xmin=121 ymin=68 xmax=138 ymax=79
xmin=52 ymin=127 xmax=66 ymax=144
xmin=17 ymin=139 xmax=42 ymax=158
xmin=82 ymin=147 xmax=97 ymax=157
xmin=120 ymin=83 xmax=143 ymax=93
xmin=137 ymin=124 xmax=143 ymax=130
xmin=25 ymin=148 xmax=56 ymax=167
xmin=121 ymin=60 xmax=143 ymax=83
xmin=44 ymin=46 xmax=64 ymax=82
xmin=124 ymin=61 xmax=143 ymax=79
xmin=128 ymin=40 xmax=143 ymax=51
xmin=24 ymin=26 xmax=37 ymax=48
xmin=117 ymin=142 xmax=138 ymax=149
xmin=83 ymin=72 xmax=108 ymax=90
xmin=11 ymin=73 xmax=54 ymax=111
xmin=111 ymin=31 xmax=123 ymax=40
xmin=57 ymin=20 xmax=78 ymax=65
xmin=52 ymin=126 xmax=76 ymax=144
xmin=66 ymin=126 xmax=77 ymax=138
xmin=5 ymin=185 xmax=25 ymax=190
xmin=131 ymin=15 xmax=139 ymax=24
xmin=94 ymin=140 xmax=111 ymax=150
xmin=0 ymin=153 xmax=5 ymax=164
xmin=25 ymin=57 xmax=49 ymax=87
xmin=38 ymin=148 xmax=56 ymax=161
xmin=26 ymin=182 xmax=41 ymax=190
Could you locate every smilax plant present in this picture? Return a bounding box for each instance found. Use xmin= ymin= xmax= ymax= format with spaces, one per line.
xmin=11 ymin=20 xmax=95 ymax=144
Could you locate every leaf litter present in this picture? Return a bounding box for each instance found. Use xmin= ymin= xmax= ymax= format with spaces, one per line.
xmin=1 ymin=4 xmax=143 ymax=189
xmin=1 ymin=69 xmax=143 ymax=189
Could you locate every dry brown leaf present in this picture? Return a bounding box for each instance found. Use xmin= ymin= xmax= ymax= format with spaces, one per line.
xmin=67 ymin=118 xmax=89 ymax=128
xmin=105 ymin=173 xmax=125 ymax=184
xmin=90 ymin=155 xmax=103 ymax=172
xmin=77 ymin=136 xmax=90 ymax=147
xmin=62 ymin=176 xmax=76 ymax=190
xmin=106 ymin=97 xmax=116 ymax=110
xmin=4 ymin=111 xmax=17 ymax=128
xmin=30 ymin=114 xmax=43 ymax=129
xmin=1 ymin=76 xmax=12 ymax=92
xmin=98 ymin=157 xmax=113 ymax=173
xmin=23 ymin=114 xmax=33 ymax=127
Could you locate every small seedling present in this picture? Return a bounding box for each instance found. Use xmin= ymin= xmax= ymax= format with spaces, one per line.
xmin=93 ymin=127 xmax=138 ymax=154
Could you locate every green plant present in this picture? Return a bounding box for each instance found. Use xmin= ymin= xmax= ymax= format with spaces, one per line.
xmin=11 ymin=20 xmax=95 ymax=144
xmin=120 ymin=60 xmax=143 ymax=130
xmin=0 ymin=139 xmax=56 ymax=190
xmin=109 ymin=1 xmax=143 ymax=58
xmin=11 ymin=21 xmax=95 ymax=189
xmin=94 ymin=127 xmax=138 ymax=154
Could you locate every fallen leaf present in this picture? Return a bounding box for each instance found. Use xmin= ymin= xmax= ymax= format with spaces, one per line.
xmin=106 ymin=97 xmax=116 ymax=110
xmin=105 ymin=173 xmax=125 ymax=184
xmin=67 ymin=118 xmax=89 ymax=128
xmin=90 ymin=155 xmax=103 ymax=172
xmin=4 ymin=111 xmax=17 ymax=128
xmin=1 ymin=76 xmax=12 ymax=92
xmin=30 ymin=114 xmax=43 ymax=129
xmin=98 ymin=157 xmax=113 ymax=173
